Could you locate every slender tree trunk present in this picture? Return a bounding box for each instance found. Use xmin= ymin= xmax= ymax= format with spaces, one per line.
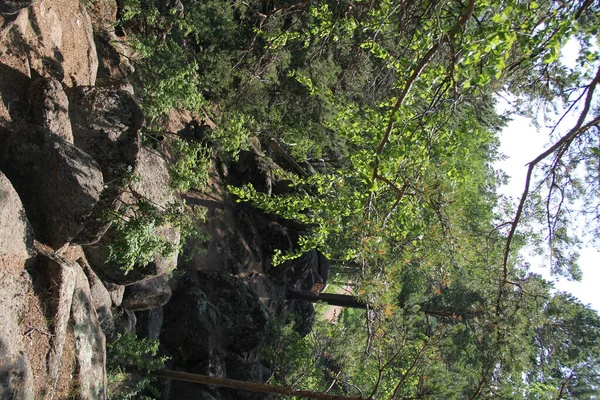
xmin=288 ymin=290 xmax=368 ymax=309
xmin=153 ymin=369 xmax=363 ymax=400
xmin=288 ymin=290 xmax=481 ymax=319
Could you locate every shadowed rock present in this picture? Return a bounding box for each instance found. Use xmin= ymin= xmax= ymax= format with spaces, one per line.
xmin=69 ymin=86 xmax=143 ymax=184
xmin=0 ymin=124 xmax=104 ymax=248
xmin=28 ymin=77 xmax=73 ymax=143
xmin=0 ymin=0 xmax=34 ymax=15
xmin=162 ymin=272 xmax=268 ymax=364
xmin=123 ymin=274 xmax=172 ymax=311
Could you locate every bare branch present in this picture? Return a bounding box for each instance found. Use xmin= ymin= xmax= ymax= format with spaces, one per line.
xmin=501 ymin=64 xmax=600 ymax=281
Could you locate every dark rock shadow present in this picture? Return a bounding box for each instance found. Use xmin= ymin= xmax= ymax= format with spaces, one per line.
xmin=0 ymin=62 xmax=31 ymax=124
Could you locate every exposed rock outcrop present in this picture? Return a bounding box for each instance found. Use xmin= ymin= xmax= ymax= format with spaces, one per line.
xmin=0 ymin=0 xmax=97 ymax=86
xmin=0 ymin=268 xmax=35 ymax=400
xmin=123 ymin=274 xmax=172 ymax=311
xmin=39 ymin=249 xmax=78 ymax=398
xmin=78 ymin=256 xmax=114 ymax=334
xmin=69 ymin=86 xmax=143 ymax=183
xmin=71 ymin=261 xmax=108 ymax=400
xmin=0 ymin=170 xmax=32 ymax=261
xmin=0 ymin=124 xmax=104 ymax=248
xmin=28 ymin=77 xmax=73 ymax=142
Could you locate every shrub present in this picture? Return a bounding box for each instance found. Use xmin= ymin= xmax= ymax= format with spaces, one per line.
xmin=107 ymin=333 xmax=168 ymax=400
xmin=168 ymin=139 xmax=212 ymax=192
xmin=106 ymin=199 xmax=180 ymax=275
xmin=106 ymin=186 xmax=208 ymax=274
xmin=210 ymin=111 xmax=254 ymax=161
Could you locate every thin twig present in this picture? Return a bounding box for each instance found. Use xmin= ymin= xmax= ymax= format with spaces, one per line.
xmin=24 ymin=325 xmax=55 ymax=338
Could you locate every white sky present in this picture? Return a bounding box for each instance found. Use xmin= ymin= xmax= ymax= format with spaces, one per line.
xmin=495 ymin=108 xmax=600 ymax=311
xmin=494 ymin=29 xmax=600 ymax=313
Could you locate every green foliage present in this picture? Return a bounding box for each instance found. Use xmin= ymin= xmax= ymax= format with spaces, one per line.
xmin=106 ymin=199 xmax=180 ymax=274
xmin=169 ymin=139 xmax=211 ymax=192
xmin=107 ymin=333 xmax=167 ymax=400
xmin=108 ymin=333 xmax=167 ymax=372
xmin=132 ymin=40 xmax=206 ymax=121
xmin=119 ymin=1 xmax=206 ymax=121
xmin=262 ymin=318 xmax=322 ymax=388
xmin=115 ymin=0 xmax=600 ymax=397
xmin=106 ymin=172 xmax=208 ymax=274
xmin=209 ymin=111 xmax=254 ymax=160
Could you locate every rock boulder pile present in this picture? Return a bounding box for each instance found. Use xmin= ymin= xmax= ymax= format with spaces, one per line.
xmin=1 ymin=0 xmax=332 ymax=399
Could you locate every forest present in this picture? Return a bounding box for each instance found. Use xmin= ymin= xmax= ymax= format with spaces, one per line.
xmin=112 ymin=0 xmax=600 ymax=398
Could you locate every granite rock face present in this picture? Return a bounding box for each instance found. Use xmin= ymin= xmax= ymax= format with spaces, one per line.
xmin=69 ymin=86 xmax=143 ymax=184
xmin=0 ymin=124 xmax=104 ymax=248
xmin=0 ymin=170 xmax=33 ymax=261
xmin=28 ymin=77 xmax=73 ymax=143
xmin=123 ymin=275 xmax=172 ymax=311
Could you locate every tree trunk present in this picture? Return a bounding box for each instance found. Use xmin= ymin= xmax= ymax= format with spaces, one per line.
xmin=153 ymin=369 xmax=363 ymax=400
xmin=287 ymin=290 xmax=367 ymax=309
xmin=287 ymin=290 xmax=481 ymax=319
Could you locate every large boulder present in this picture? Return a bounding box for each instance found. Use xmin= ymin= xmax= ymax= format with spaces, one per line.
xmin=0 ymin=124 xmax=104 ymax=248
xmin=69 ymin=86 xmax=143 ymax=184
xmin=83 ymin=147 xmax=180 ymax=285
xmin=123 ymin=275 xmax=172 ymax=311
xmin=0 ymin=170 xmax=33 ymax=261
xmin=28 ymin=77 xmax=73 ymax=143
xmin=78 ymin=257 xmax=114 ymax=334
xmin=71 ymin=261 xmax=108 ymax=400
xmin=67 ymin=87 xmax=144 ymax=245
xmin=162 ymin=272 xmax=268 ymax=364
xmin=38 ymin=249 xmax=78 ymax=397
xmin=0 ymin=268 xmax=35 ymax=400
xmin=6 ymin=0 xmax=98 ymax=86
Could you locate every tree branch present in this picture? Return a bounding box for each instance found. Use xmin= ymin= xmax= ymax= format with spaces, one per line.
xmin=501 ymin=64 xmax=600 ymax=283
xmin=366 ymin=0 xmax=475 ymax=209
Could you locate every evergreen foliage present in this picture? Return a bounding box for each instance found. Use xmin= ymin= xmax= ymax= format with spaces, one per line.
xmin=115 ymin=0 xmax=600 ymax=397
